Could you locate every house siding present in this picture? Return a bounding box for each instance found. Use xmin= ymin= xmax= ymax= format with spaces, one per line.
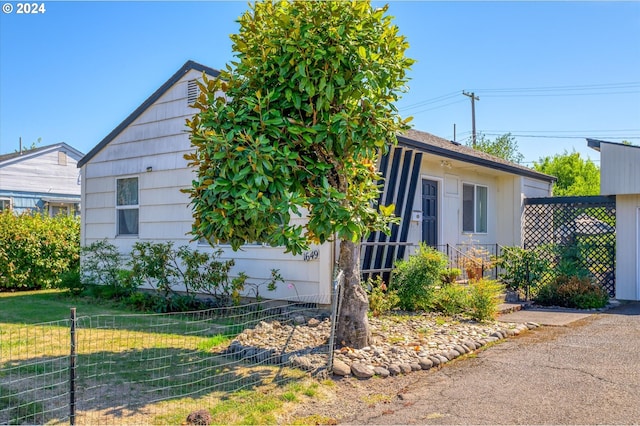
xmin=0 ymin=145 xmax=82 ymax=214
xmin=614 ymin=194 xmax=640 ymax=300
xmin=600 ymin=143 xmax=640 ymax=195
xmin=81 ymin=69 xmax=334 ymax=303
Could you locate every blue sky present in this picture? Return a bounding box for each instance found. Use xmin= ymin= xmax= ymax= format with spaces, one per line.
xmin=1 ymin=1 xmax=639 ymax=165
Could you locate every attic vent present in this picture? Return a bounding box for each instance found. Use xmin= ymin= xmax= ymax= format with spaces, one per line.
xmin=187 ymin=79 xmax=199 ymax=105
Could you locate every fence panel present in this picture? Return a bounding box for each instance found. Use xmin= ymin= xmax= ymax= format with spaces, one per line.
xmin=0 ymin=318 xmax=71 ymax=425
xmin=1 ymin=298 xmax=334 ymax=425
xmin=523 ymin=196 xmax=616 ymax=296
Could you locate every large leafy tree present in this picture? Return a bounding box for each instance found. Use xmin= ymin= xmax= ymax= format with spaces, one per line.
xmin=467 ymin=132 xmax=524 ymax=164
xmin=185 ymin=0 xmax=413 ymax=348
xmin=533 ymin=150 xmax=600 ymax=196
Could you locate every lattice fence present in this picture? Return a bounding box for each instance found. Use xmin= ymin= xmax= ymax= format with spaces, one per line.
xmin=523 ymin=196 xmax=616 ymax=296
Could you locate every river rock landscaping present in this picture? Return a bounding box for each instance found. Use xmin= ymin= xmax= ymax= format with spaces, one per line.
xmin=224 ymin=313 xmax=539 ymax=379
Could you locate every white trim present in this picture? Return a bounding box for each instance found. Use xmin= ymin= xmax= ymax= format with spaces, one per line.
xmin=637 ymin=208 xmax=640 ymax=300
xmin=461 ymin=182 xmax=489 ymax=235
xmin=115 ymin=175 xmax=139 ymax=236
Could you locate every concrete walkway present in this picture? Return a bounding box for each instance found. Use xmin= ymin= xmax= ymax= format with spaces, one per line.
xmin=498 ymin=303 xmax=598 ymax=326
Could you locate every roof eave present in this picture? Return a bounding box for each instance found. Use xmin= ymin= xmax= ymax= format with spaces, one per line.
xmin=397 ymin=135 xmax=557 ymax=183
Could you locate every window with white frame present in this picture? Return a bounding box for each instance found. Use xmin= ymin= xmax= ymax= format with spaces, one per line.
xmin=0 ymin=198 xmax=11 ymax=212
xmin=462 ymin=183 xmax=487 ymax=233
xmin=116 ymin=177 xmax=139 ymax=235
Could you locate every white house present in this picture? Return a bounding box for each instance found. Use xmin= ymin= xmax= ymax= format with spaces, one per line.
xmin=0 ymin=143 xmax=83 ymax=215
xmin=588 ymin=138 xmax=640 ymax=301
xmin=78 ymin=60 xmax=555 ymax=303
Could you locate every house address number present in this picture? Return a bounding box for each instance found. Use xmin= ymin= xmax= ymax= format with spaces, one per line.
xmin=303 ymin=249 xmax=319 ymax=262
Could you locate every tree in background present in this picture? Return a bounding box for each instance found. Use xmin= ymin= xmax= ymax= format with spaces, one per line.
xmin=467 ymin=132 xmax=524 ymax=164
xmin=533 ymin=150 xmax=600 ymax=196
xmin=185 ymin=1 xmax=414 ymax=348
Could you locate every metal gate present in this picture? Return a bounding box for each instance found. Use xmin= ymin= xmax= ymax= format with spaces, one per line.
xmin=523 ymin=196 xmax=616 ymax=296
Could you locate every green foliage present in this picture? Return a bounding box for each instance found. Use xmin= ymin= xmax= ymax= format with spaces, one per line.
xmin=81 ymin=240 xmax=137 ymax=297
xmin=535 ymin=275 xmax=608 ymax=309
xmin=467 ymin=279 xmax=505 ymax=321
xmin=81 ymin=240 xmax=272 ymax=310
xmin=390 ymin=243 xmax=448 ymax=311
xmin=467 ymin=132 xmax=524 ymax=163
xmin=56 ymin=268 xmax=84 ymax=295
xmin=243 ymin=269 xmax=284 ymax=301
xmin=185 ymin=0 xmax=414 ymax=254
xmin=533 ymin=150 xmax=600 ymax=196
xmin=497 ymin=246 xmax=550 ymax=293
xmin=362 ymin=275 xmax=399 ymax=317
xmin=440 ymin=268 xmax=461 ymax=284
xmin=553 ymin=241 xmax=591 ymax=279
xmin=130 ymin=241 xmax=185 ymax=297
xmin=0 ymin=210 xmax=80 ymax=290
xmin=430 ymin=283 xmax=469 ymax=316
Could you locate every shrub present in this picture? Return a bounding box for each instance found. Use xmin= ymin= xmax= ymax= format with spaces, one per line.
xmin=81 ymin=240 xmax=137 ymax=298
xmin=390 ymin=243 xmax=448 ymax=311
xmin=535 ymin=275 xmax=608 ymax=309
xmin=0 ymin=210 xmax=80 ymax=290
xmin=362 ymin=275 xmax=399 ymax=317
xmin=430 ymin=283 xmax=469 ymax=316
xmin=497 ymin=246 xmax=550 ymax=295
xmin=440 ymin=268 xmax=461 ymax=284
xmin=467 ymin=279 xmax=505 ymax=321
xmin=57 ymin=268 xmax=84 ymax=295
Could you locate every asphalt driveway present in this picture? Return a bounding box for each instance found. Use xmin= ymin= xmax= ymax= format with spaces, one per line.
xmin=342 ymin=302 xmax=640 ymax=425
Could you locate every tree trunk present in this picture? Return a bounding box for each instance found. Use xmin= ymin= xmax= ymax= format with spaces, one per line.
xmin=335 ymin=239 xmax=371 ymax=349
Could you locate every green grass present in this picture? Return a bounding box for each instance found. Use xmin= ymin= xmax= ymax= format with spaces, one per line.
xmin=0 ymin=290 xmax=329 ymax=425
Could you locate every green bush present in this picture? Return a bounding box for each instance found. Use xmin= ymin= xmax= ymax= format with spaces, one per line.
xmin=362 ymin=275 xmax=399 ymax=317
xmin=0 ymin=210 xmax=80 ymax=290
xmin=535 ymin=275 xmax=608 ymax=309
xmin=81 ymin=240 xmax=138 ymax=298
xmin=497 ymin=246 xmax=550 ymax=294
xmin=57 ymin=268 xmax=84 ymax=295
xmin=430 ymin=283 xmax=469 ymax=316
xmin=390 ymin=243 xmax=448 ymax=311
xmin=81 ymin=240 xmax=272 ymax=310
xmin=467 ymin=279 xmax=505 ymax=321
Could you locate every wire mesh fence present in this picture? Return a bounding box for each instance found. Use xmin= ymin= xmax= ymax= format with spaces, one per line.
xmin=1 ymin=297 xmax=336 ymax=425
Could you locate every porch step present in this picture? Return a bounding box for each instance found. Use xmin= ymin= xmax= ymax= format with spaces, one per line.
xmin=498 ymin=301 xmax=532 ymax=315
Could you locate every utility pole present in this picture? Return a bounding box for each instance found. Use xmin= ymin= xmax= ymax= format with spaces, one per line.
xmin=462 ymin=91 xmax=479 ymax=147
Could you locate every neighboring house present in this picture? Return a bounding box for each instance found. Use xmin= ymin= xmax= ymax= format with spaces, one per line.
xmin=0 ymin=143 xmax=83 ymax=215
xmin=78 ymin=60 xmax=555 ymax=303
xmin=588 ymin=138 xmax=640 ymax=301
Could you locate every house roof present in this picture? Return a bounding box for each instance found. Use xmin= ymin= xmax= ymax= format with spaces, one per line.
xmin=587 ymin=138 xmax=640 ymax=152
xmin=397 ymin=129 xmax=556 ymax=183
xmin=76 ymin=59 xmax=554 ymax=184
xmin=77 ymin=60 xmax=221 ymax=168
xmin=0 ymin=142 xmax=84 ymax=167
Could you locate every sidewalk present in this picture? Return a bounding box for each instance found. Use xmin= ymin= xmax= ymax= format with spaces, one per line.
xmin=497 ymin=301 xmax=613 ymax=326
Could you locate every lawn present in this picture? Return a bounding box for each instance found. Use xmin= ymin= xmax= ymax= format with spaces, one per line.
xmin=0 ymin=290 xmax=325 ymax=425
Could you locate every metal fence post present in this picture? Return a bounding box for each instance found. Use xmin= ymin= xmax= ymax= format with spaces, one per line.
xmin=69 ymin=308 xmax=77 ymax=426
xmin=327 ymin=271 xmax=343 ymax=374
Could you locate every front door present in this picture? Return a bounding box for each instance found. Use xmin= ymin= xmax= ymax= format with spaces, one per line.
xmin=422 ymin=179 xmax=438 ymax=247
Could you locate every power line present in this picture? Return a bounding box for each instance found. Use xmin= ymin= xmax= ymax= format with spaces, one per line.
xmin=480 ymin=133 xmax=640 ymax=140
xmin=471 ymin=82 xmax=640 ymax=93
xmin=402 ymin=99 xmax=467 ymax=115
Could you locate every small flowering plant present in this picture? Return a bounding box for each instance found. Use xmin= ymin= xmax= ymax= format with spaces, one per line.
xmin=361 ymin=275 xmax=399 ymax=317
